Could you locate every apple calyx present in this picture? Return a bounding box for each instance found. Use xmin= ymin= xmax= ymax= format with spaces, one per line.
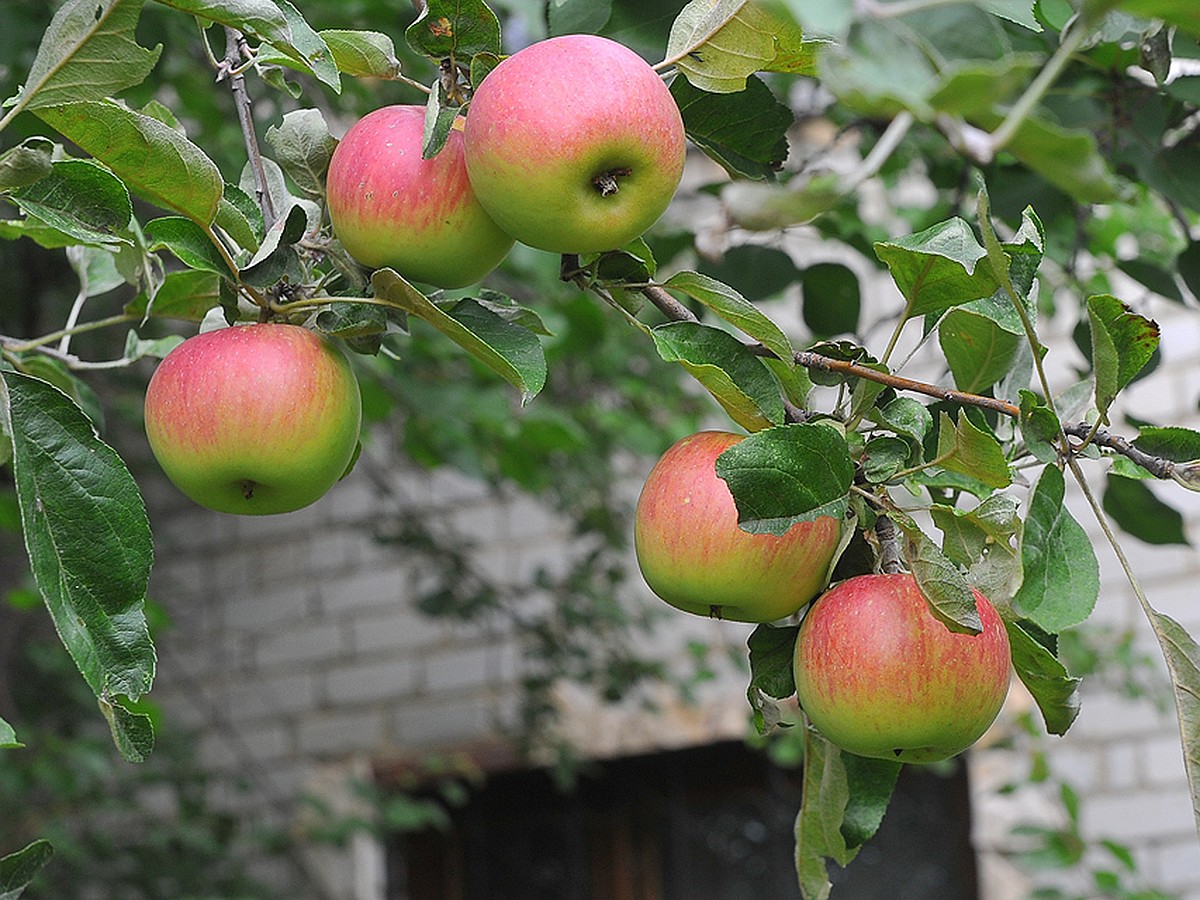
xmin=592 ymin=167 xmax=632 ymax=197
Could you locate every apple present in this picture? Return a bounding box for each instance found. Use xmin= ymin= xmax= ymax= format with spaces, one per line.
xmin=463 ymin=34 xmax=686 ymax=254
xmin=325 ymin=104 xmax=514 ymax=289
xmin=144 ymin=323 xmax=362 ymax=516
xmin=634 ymin=431 xmax=843 ymax=623
xmin=794 ymin=573 xmax=1011 ymax=763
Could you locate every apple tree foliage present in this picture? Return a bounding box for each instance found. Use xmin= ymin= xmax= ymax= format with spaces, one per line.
xmin=2 ymin=0 xmax=1200 ymax=894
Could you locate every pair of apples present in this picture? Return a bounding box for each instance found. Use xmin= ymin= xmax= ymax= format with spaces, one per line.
xmin=143 ymin=35 xmax=685 ymax=517
xmin=326 ymin=34 xmax=687 ymax=287
xmin=635 ymin=431 xmax=1012 ymax=763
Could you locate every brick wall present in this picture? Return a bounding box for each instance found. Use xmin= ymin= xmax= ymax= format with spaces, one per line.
xmin=144 ymin=446 xmax=754 ymax=898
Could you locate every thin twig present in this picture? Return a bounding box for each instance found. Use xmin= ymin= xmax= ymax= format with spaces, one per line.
xmin=1063 ymin=423 xmax=1176 ymax=480
xmin=59 ymin=247 xmax=91 ymax=355
xmin=218 ymin=27 xmax=276 ymax=230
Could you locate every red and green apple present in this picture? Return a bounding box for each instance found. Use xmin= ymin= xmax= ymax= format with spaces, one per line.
xmin=144 ymin=323 xmax=362 ymax=516
xmin=795 ymin=572 xmax=1011 ymax=763
xmin=463 ymin=34 xmax=687 ymax=254
xmin=326 ymin=104 xmax=514 ymax=288
xmin=634 ymin=430 xmax=843 ymax=623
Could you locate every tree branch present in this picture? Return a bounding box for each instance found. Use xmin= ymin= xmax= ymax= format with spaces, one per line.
xmin=639 ymin=282 xmax=1022 ymax=417
xmin=633 ymin=281 xmax=1199 ymax=486
xmin=217 ymin=27 xmax=276 ymax=230
xmin=1063 ymin=423 xmax=1178 ymax=480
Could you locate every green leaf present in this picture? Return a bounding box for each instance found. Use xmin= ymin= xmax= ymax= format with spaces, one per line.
xmin=548 ymin=0 xmax=612 ymax=35
xmin=1005 ymin=620 xmax=1081 ymax=736
xmin=8 ymin=356 xmax=105 ymax=429
xmin=405 ymin=0 xmax=502 ymax=60
xmin=265 ymin=109 xmax=337 ymax=199
xmin=723 ymin=172 xmax=846 ymax=229
xmin=663 ymin=0 xmax=750 ymax=64
xmin=69 ymin=245 xmax=125 ymax=299
xmin=594 ymin=239 xmax=657 ymax=284
xmin=935 ymin=410 xmax=1012 ymax=489
xmin=796 ymin=728 xmax=901 ymax=898
xmin=1011 ymin=465 xmax=1099 ymax=633
xmin=315 ymin=302 xmax=391 ymax=340
xmin=650 ymin=321 xmax=784 ymax=432
xmin=839 ymin=753 xmax=903 ymax=850
xmin=125 ymin=269 xmax=221 ymax=321
xmin=932 ymin=494 xmax=1021 ymax=572
xmin=929 ymin=54 xmax=1043 ymax=117
xmin=214 ymin=182 xmax=263 ymax=252
xmin=819 ymin=20 xmax=938 ymax=117
xmin=1134 ymin=425 xmax=1200 ymax=466
xmin=122 ymin=330 xmax=183 ymax=363
xmin=667 ymin=0 xmax=777 ymax=93
xmin=1138 ymin=603 xmax=1200 ymax=839
xmin=1104 ymin=0 xmax=1200 ymax=33
xmin=319 ymin=29 xmax=404 ymax=79
xmin=861 ymin=436 xmax=912 ymax=483
xmin=895 ymin=515 xmax=983 ymax=633
xmin=1018 ymin=390 xmax=1059 ymax=464
xmin=11 ymin=159 xmax=133 ymax=247
xmin=150 ymin=0 xmax=290 ymax=42
xmin=373 ymin=269 xmax=546 ymax=403
xmin=748 ymin=623 xmax=799 ymax=699
xmin=144 ymin=216 xmax=231 ymax=276
xmin=238 ymin=202 xmax=307 ymax=289
xmin=1087 ymin=294 xmax=1160 ymax=423
xmin=9 ymin=0 xmax=161 ymax=112
xmin=1103 ymin=474 xmax=1188 ymax=545
xmin=802 ymin=263 xmax=860 ymax=338
xmin=273 ymin=0 xmax=339 ymax=91
xmin=473 ymin=289 xmax=553 ymax=336
xmin=763 ymin=18 xmax=822 ymax=78
xmin=0 ymin=138 xmax=55 ymax=191
xmin=1004 ymin=115 xmax=1124 ymax=204
xmin=714 ymin=422 xmax=853 ymax=535
xmin=421 ymin=81 xmax=459 ymax=160
xmin=0 ymin=717 xmax=20 ymax=750
xmin=982 ymin=0 xmax=1042 ymax=29
xmin=670 ymin=74 xmax=792 ymax=180
xmin=747 ymin=623 xmax=800 ymax=733
xmin=36 ymin=99 xmax=223 ymax=226
xmin=939 ymin=302 xmax=1023 ymax=393
xmin=154 ymin=0 xmax=334 ymax=81
xmin=0 ymin=370 xmax=155 ymax=760
xmin=99 ymin=696 xmax=155 ymax=763
xmin=869 ymin=396 xmax=933 ymax=446
xmin=875 ymin=218 xmax=1002 ymax=319
xmin=0 ymin=840 xmax=54 ymax=900
xmin=663 ymin=271 xmax=795 ymax=363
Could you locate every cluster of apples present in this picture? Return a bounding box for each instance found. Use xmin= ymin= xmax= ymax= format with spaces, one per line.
xmin=634 ymin=431 xmax=1012 ymax=762
xmin=142 ymin=35 xmax=685 ymax=517
xmin=326 ymin=33 xmax=687 ymax=286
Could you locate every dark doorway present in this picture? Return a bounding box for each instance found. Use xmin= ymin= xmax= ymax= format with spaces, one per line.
xmin=389 ymin=740 xmax=978 ymax=900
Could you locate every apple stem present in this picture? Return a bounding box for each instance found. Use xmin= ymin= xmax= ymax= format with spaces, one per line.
xmin=240 ymin=480 xmax=257 ymax=500
xmin=709 ymin=605 xmax=723 ymax=620
xmin=592 ymin=168 xmax=632 ymax=197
